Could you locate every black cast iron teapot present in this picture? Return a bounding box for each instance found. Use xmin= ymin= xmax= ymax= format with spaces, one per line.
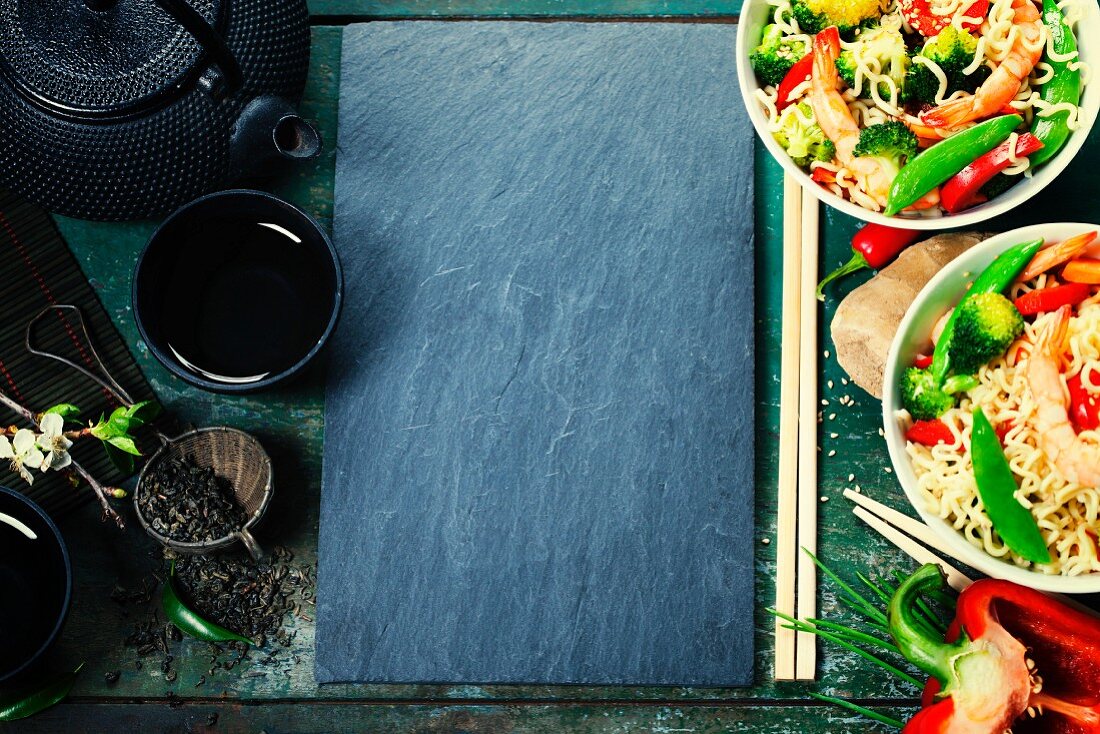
xmin=0 ymin=0 xmax=320 ymax=221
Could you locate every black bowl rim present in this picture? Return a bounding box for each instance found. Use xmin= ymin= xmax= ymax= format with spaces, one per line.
xmin=132 ymin=188 xmax=344 ymax=394
xmin=0 ymin=485 xmax=73 ymax=684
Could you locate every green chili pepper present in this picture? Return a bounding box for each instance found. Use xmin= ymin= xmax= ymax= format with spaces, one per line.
xmin=971 ymin=408 xmax=1051 ymax=564
xmin=930 ymin=238 xmax=1044 ymax=387
xmin=1029 ymin=0 xmax=1081 ymax=168
xmin=162 ymin=564 xmax=253 ymax=645
xmin=885 ymin=115 xmax=1023 ymax=216
xmin=0 ymin=664 xmax=82 ymax=721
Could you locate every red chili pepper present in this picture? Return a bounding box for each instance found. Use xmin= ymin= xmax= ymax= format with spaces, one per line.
xmin=776 ymin=54 xmax=813 ymax=113
xmin=941 ymin=133 xmax=1044 ymax=214
xmin=893 ymin=566 xmax=1100 ymax=734
xmin=815 ymin=224 xmax=922 ymax=300
xmin=914 ymin=354 xmax=934 ymax=369
xmin=905 ymin=420 xmax=954 ymax=447
xmin=1013 ymin=282 xmax=1092 ymax=316
xmin=1068 ymin=373 xmax=1100 ymax=432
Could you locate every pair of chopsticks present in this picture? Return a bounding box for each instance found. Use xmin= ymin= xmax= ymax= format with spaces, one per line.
xmin=774 ymin=174 xmax=821 ymax=681
xmin=849 ymin=489 xmax=1100 ymax=618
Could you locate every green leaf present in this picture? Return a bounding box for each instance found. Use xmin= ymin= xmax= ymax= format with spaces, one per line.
xmin=0 ymin=664 xmax=83 ymax=721
xmin=103 ymin=442 xmax=135 ymax=475
xmin=124 ymin=401 xmax=160 ymax=424
xmin=105 ymin=436 xmax=141 ymax=457
xmin=163 ymin=564 xmax=253 ymax=646
xmin=43 ymin=404 xmax=81 ymax=420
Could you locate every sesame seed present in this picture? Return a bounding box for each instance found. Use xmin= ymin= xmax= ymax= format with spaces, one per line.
xmin=824 ymin=350 xmax=831 ymax=359
xmin=848 ymin=474 xmax=855 ymax=482
xmin=827 ymin=380 xmax=834 ymax=389
xmin=821 ymin=399 xmax=829 ymax=406
xmin=885 ymin=467 xmax=893 ymax=474
xmin=830 ymin=432 xmax=838 ymax=439
xmin=820 ymin=496 xmax=829 ymax=503
xmin=828 ymin=450 xmax=836 ymax=457
xmin=828 ymin=413 xmax=836 ymax=420
xmin=854 ymin=485 xmax=861 ymax=493
xmin=762 ymin=537 xmax=771 ymax=545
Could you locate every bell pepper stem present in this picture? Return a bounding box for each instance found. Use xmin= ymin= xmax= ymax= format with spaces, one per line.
xmin=816 ymin=252 xmax=870 ymax=301
xmin=888 ymin=565 xmax=971 ymax=686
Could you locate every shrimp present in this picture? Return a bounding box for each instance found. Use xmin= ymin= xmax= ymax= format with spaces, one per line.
xmin=921 ymin=0 xmax=1044 ymax=129
xmin=1026 ymin=306 xmax=1100 ymax=489
xmin=809 ymin=27 xmax=896 ymax=209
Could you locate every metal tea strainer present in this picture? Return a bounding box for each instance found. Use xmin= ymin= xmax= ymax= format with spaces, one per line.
xmin=134 ymin=427 xmax=273 ymax=561
xmin=24 ymin=304 xmax=274 ymax=561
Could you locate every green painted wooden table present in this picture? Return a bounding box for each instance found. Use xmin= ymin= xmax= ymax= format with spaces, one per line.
xmin=10 ymin=4 xmax=932 ymax=732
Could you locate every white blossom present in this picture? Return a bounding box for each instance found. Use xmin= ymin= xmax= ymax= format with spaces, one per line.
xmin=0 ymin=429 xmax=44 ymax=484
xmin=36 ymin=413 xmax=72 ymax=471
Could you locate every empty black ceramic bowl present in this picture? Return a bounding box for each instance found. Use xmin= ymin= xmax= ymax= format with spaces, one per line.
xmin=0 ymin=487 xmax=72 ymax=684
xmin=133 ymin=190 xmax=343 ymax=394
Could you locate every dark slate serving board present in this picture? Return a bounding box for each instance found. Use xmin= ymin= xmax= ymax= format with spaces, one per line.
xmin=317 ymin=21 xmax=755 ymax=686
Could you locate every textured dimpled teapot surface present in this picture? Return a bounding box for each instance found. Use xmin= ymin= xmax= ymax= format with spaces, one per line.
xmin=0 ymin=0 xmax=310 ymax=221
xmin=0 ymin=0 xmax=219 ymax=116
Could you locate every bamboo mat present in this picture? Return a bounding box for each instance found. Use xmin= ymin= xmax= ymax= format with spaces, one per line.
xmin=0 ymin=191 xmax=158 ymax=515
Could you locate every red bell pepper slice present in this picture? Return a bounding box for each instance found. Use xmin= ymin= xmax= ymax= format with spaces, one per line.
xmin=810 ymin=167 xmax=836 ymax=184
xmin=1068 ymin=373 xmax=1100 ymax=432
xmin=914 ymin=353 xmax=934 ymax=369
xmin=776 ymin=54 xmax=813 ymax=113
xmin=941 ymin=133 xmax=1044 ymax=214
xmin=892 ymin=566 xmax=1100 ymax=734
xmin=900 ymin=0 xmax=989 ymax=36
xmin=905 ymin=420 xmax=954 ymax=447
xmin=1014 ymin=282 xmax=1092 ymax=316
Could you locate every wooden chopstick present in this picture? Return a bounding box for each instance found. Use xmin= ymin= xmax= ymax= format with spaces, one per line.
xmin=774 ymin=173 xmax=803 ymax=681
xmin=794 ymin=189 xmax=820 ymax=681
xmin=848 ymin=489 xmax=1100 ymax=618
xmin=851 ymin=506 xmax=974 ymax=592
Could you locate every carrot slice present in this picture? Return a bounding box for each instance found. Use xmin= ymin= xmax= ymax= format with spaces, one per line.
xmin=1019 ymin=230 xmax=1098 ymax=282
xmin=1062 ymin=258 xmax=1100 ymax=285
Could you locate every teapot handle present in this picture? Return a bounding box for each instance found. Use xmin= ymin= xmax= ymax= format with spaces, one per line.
xmin=152 ymin=0 xmax=243 ymax=95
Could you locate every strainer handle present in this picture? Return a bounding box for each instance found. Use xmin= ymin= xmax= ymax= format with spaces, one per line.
xmin=237 ymin=527 xmax=264 ymax=561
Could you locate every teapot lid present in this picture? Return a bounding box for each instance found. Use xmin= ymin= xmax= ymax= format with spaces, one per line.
xmin=0 ymin=0 xmax=224 ymax=119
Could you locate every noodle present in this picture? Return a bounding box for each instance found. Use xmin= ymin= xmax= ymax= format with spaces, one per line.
xmin=750 ymin=0 xmax=1091 ymax=213
xmin=904 ymin=299 xmax=1100 ymax=576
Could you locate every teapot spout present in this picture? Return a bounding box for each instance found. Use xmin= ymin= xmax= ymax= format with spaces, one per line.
xmin=230 ymin=96 xmax=321 ymax=179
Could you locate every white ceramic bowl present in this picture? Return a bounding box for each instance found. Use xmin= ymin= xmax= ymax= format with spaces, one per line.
xmin=735 ymin=2 xmax=1100 ymax=230
xmin=883 ymin=223 xmax=1100 ymax=593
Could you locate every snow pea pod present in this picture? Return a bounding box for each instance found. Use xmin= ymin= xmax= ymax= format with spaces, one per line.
xmin=930 ymin=237 xmax=1044 ymax=387
xmin=162 ymin=564 xmax=253 ymax=645
xmin=884 ymin=115 xmax=1023 ymax=215
xmin=971 ymin=408 xmax=1051 ymax=564
xmin=1029 ymin=0 xmax=1081 ymax=168
xmin=0 ymin=665 xmax=82 ymax=722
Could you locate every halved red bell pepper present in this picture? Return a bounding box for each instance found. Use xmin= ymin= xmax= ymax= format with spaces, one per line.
xmin=1068 ymin=373 xmax=1100 ymax=431
xmin=940 ymin=133 xmax=1044 ymax=214
xmin=892 ymin=565 xmax=1100 ymax=734
xmin=776 ymin=54 xmax=813 ymax=113
xmin=1014 ymin=282 xmax=1092 ymax=316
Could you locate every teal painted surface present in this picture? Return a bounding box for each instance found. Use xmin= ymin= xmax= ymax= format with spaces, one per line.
xmin=309 ymin=0 xmax=742 ymax=16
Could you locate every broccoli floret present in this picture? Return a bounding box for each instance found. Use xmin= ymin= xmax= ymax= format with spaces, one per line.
xmin=948 ymin=293 xmax=1025 ymax=375
xmin=902 ymin=367 xmax=957 ymax=421
xmin=835 ymin=22 xmax=910 ymax=101
xmin=852 ymin=120 xmax=918 ymax=178
xmin=903 ymin=26 xmax=991 ymax=105
xmin=792 ymin=0 xmax=883 ymax=34
xmin=773 ymin=103 xmax=837 ymax=168
xmin=751 ymin=24 xmax=809 ymax=87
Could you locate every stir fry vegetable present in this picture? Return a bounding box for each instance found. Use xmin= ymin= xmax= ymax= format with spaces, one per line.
xmin=947 ymin=292 xmax=1024 ymax=375
xmin=750 ymin=24 xmax=809 ymax=87
xmin=903 ymin=26 xmax=991 ymax=106
xmin=940 ymin=133 xmax=1044 ymax=214
xmin=1013 ymin=281 xmax=1092 ymax=315
xmin=792 ymin=0 xmax=882 ymax=34
xmin=1029 ymin=0 xmax=1082 ymax=169
xmin=971 ymin=408 xmax=1051 ymax=563
xmin=885 ymin=115 xmax=1023 ymax=215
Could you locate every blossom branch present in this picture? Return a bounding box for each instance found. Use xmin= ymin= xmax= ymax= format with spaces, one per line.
xmin=0 ymin=387 xmax=125 ymax=528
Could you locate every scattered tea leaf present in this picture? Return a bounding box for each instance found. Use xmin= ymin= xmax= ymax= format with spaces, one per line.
xmin=163 ymin=564 xmax=253 ymax=645
xmin=0 ymin=664 xmax=83 ymax=722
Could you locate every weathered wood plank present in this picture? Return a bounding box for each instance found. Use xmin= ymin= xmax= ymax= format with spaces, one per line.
xmin=5 ymin=702 xmax=915 ymax=733
xmin=308 ymin=0 xmax=741 ymax=18
xmin=39 ymin=20 xmax=926 ymax=716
